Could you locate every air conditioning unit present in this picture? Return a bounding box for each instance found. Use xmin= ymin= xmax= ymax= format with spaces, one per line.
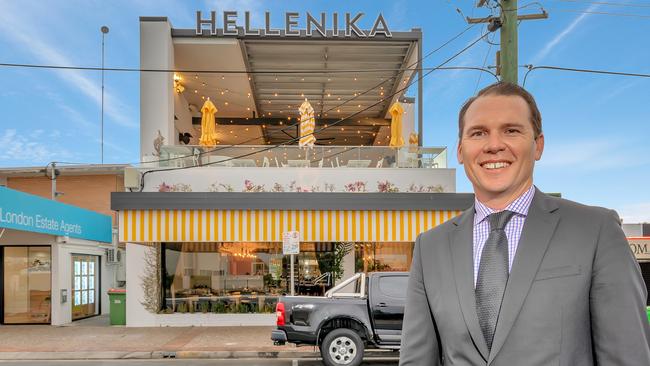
xmin=106 ymin=248 xmax=123 ymax=264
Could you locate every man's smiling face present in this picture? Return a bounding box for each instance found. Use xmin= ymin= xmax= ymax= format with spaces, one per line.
xmin=457 ymin=94 xmax=544 ymax=207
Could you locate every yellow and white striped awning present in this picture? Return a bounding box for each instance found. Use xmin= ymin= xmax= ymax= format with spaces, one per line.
xmin=119 ymin=209 xmax=461 ymax=243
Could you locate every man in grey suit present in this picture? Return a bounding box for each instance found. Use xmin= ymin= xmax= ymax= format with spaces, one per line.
xmin=400 ymin=82 xmax=650 ymax=365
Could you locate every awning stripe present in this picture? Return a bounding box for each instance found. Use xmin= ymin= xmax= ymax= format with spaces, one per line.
xmin=118 ymin=209 xmax=461 ymax=243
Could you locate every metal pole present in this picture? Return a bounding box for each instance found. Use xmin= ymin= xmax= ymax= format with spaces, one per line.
xmin=100 ymin=26 xmax=109 ymax=164
xmin=417 ymin=34 xmax=423 ymax=147
xmin=51 ymin=162 xmax=57 ymax=201
xmin=500 ymin=0 xmax=518 ymax=84
xmin=290 ymin=254 xmax=295 ymax=296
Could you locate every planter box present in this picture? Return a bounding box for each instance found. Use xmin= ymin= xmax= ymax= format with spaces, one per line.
xmin=154 ymin=313 xmax=276 ymax=327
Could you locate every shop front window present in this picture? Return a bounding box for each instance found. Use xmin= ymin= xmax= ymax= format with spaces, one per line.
xmin=2 ymin=246 xmax=52 ymax=324
xmin=72 ymin=255 xmax=99 ymax=320
xmin=162 ymin=242 xmax=283 ymax=314
xmin=355 ymin=242 xmax=414 ymax=273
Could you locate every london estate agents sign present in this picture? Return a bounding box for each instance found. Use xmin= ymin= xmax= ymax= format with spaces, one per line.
xmin=0 ymin=187 xmax=112 ymax=243
xmin=196 ymin=10 xmax=392 ymax=38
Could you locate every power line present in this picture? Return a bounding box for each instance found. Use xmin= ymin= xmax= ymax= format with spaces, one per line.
xmin=550 ymin=0 xmax=650 ymax=9
xmin=138 ymin=31 xmax=492 ymax=190
xmin=522 ymin=64 xmax=650 ymax=86
xmin=138 ymin=65 xmax=497 ymax=168
xmin=549 ymin=8 xmax=650 ymax=18
xmin=122 ymin=24 xmax=483 ymax=167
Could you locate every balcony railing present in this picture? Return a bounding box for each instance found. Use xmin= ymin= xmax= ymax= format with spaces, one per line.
xmin=142 ymin=145 xmax=447 ymax=169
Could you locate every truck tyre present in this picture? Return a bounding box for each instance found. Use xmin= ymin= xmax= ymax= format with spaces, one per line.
xmin=320 ymin=328 xmax=364 ymax=366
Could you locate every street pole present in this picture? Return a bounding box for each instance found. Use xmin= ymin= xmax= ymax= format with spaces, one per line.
xmin=467 ymin=1 xmax=547 ymax=85
xmin=500 ymin=0 xmax=518 ymax=84
xmin=51 ymin=162 xmax=57 ymax=201
xmin=100 ymin=26 xmax=109 ymax=164
xmin=290 ymin=254 xmax=295 ymax=296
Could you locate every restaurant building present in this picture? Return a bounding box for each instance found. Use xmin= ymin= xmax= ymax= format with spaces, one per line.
xmin=111 ymin=13 xmax=473 ymax=327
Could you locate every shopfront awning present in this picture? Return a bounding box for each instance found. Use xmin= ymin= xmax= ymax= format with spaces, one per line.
xmin=118 ymin=208 xmax=461 ymax=243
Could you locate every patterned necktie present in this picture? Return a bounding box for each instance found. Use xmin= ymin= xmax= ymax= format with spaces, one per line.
xmin=475 ymin=210 xmax=516 ymax=351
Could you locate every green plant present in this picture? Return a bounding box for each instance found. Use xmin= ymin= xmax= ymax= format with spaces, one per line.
xmin=199 ymin=302 xmax=210 ymax=313
xmin=140 ymin=245 xmax=162 ymax=313
xmin=212 ymin=301 xmax=226 ymax=313
xmin=176 ymin=302 xmax=188 ymax=313
xmin=332 ymin=243 xmax=353 ymax=282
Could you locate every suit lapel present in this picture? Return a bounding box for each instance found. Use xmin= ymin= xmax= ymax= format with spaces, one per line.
xmin=488 ymin=190 xmax=560 ymax=364
xmin=450 ymin=207 xmax=489 ymax=362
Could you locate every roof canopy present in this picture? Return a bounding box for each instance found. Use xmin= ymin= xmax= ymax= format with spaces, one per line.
xmin=171 ymin=27 xmax=421 ymax=146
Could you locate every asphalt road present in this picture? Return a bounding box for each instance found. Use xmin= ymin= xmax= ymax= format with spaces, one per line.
xmin=0 ymin=359 xmax=398 ymax=366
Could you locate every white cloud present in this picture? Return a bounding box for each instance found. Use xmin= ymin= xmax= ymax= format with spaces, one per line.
xmin=617 ymin=202 xmax=650 ymax=224
xmin=530 ymin=4 xmax=599 ymax=64
xmin=0 ymin=129 xmax=72 ymax=164
xmin=537 ymin=137 xmax=647 ymax=171
xmin=0 ymin=2 xmax=137 ymax=129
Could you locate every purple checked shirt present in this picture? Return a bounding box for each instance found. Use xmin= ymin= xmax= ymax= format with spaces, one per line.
xmin=473 ymin=185 xmax=536 ymax=287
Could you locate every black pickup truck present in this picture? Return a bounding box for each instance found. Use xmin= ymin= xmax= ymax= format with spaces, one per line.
xmin=271 ymin=272 xmax=407 ymax=366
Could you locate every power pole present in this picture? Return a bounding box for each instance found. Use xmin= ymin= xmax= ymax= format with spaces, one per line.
xmin=467 ymin=0 xmax=547 ymax=85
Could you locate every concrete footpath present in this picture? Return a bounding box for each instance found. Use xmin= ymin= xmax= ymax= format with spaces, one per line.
xmin=0 ymin=315 xmax=396 ymax=360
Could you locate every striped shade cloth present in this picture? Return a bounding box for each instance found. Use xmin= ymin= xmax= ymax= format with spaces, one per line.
xmin=299 ymin=99 xmax=316 ymax=147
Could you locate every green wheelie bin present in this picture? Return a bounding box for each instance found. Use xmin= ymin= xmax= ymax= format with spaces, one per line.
xmin=108 ymin=288 xmax=126 ymax=325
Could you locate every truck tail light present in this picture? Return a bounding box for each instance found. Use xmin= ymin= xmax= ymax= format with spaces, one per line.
xmin=276 ymin=302 xmax=286 ymax=326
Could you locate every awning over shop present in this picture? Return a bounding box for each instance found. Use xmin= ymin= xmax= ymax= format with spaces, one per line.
xmin=119 ymin=209 xmax=461 ymax=243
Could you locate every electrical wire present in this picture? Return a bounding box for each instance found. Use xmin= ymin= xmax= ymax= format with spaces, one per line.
xmin=138 ymin=64 xmax=497 ymax=168
xmin=551 ymin=0 xmax=650 ymax=9
xmin=120 ymin=24 xmax=481 ymax=167
xmin=548 ymin=8 xmax=650 ymax=18
xmin=138 ymin=31 xmax=492 ymax=190
xmin=522 ymin=64 xmax=650 ymax=86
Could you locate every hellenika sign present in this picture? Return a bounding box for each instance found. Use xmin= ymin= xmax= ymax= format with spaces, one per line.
xmin=196 ymin=11 xmax=392 ymax=38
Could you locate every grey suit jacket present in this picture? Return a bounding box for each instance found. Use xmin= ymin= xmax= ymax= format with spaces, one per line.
xmin=399 ymin=189 xmax=650 ymax=365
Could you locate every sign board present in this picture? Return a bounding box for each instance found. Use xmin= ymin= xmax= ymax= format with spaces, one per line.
xmin=196 ymin=11 xmax=392 ymax=38
xmin=0 ymin=187 xmax=112 ymax=243
xmin=283 ymin=231 xmax=300 ymax=255
xmin=628 ymin=237 xmax=650 ymax=260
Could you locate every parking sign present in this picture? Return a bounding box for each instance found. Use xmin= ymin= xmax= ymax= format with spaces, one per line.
xmin=282 ymin=231 xmax=300 ymax=255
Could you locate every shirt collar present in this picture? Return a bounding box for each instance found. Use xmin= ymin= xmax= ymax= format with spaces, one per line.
xmin=474 ymin=185 xmax=536 ymax=225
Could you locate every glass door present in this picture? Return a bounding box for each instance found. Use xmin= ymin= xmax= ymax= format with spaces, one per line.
xmin=72 ymin=255 xmax=99 ymax=320
xmin=2 ymin=246 xmax=52 ymax=324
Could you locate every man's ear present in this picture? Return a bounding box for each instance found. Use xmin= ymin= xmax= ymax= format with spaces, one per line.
xmin=534 ymin=133 xmax=544 ymax=161
xmin=457 ymin=140 xmax=463 ymax=165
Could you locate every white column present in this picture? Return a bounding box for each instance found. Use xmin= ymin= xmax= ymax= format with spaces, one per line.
xmin=125 ymin=243 xmax=157 ymax=326
xmin=140 ymin=18 xmax=175 ymax=159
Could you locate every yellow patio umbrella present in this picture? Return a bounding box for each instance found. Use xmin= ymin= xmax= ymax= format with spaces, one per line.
xmin=389 ymin=101 xmax=404 ymax=147
xmin=299 ymin=99 xmax=316 ymax=147
xmin=199 ymin=98 xmax=218 ymax=146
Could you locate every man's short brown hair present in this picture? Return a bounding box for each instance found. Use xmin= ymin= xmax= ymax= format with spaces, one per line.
xmin=458 ymin=82 xmax=542 ymax=140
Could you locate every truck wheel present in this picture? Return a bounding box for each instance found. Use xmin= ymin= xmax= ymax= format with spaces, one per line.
xmin=320 ymin=328 xmax=364 ymax=366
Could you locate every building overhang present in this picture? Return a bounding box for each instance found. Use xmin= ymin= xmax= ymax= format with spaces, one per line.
xmin=111 ymin=192 xmax=473 ymax=211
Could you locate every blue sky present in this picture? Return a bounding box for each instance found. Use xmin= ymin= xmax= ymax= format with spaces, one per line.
xmin=0 ymin=0 xmax=649 ymax=222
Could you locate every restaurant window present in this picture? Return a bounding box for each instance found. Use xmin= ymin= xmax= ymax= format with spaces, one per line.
xmin=162 ymin=242 xmax=283 ymax=314
xmin=355 ymin=242 xmax=414 ymax=273
xmin=2 ymin=246 xmax=52 ymax=324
